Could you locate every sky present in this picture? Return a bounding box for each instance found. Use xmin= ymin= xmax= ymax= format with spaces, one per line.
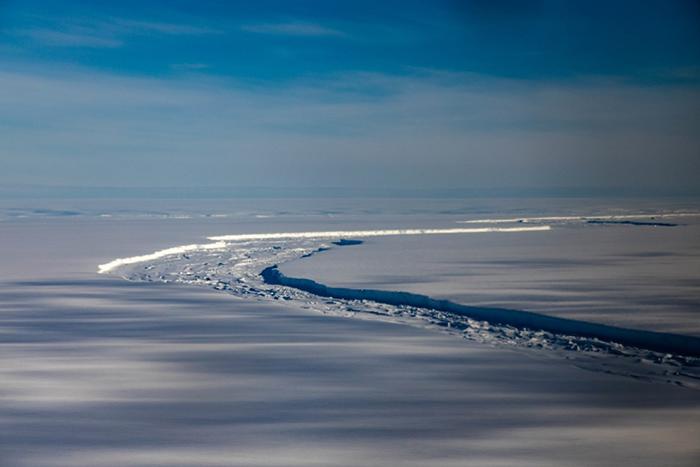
xmin=1 ymin=0 xmax=699 ymax=196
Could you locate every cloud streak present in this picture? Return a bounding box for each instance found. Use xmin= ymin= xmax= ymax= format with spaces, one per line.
xmin=1 ymin=67 xmax=698 ymax=192
xmin=18 ymin=29 xmax=123 ymax=48
xmin=241 ymin=22 xmax=346 ymax=37
xmin=13 ymin=16 xmax=220 ymax=48
xmin=113 ymin=19 xmax=220 ymax=35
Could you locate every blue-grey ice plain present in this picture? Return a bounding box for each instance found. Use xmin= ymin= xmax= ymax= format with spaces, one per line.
xmin=1 ymin=197 xmax=700 ymax=466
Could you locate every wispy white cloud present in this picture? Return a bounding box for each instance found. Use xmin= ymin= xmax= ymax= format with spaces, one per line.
xmin=241 ymin=22 xmax=345 ymax=37
xmin=112 ymin=19 xmax=221 ymax=36
xmin=0 ymin=67 xmax=698 ymax=191
xmin=170 ymin=63 xmax=210 ymax=71
xmin=14 ymin=16 xmax=220 ymax=48
xmin=17 ymin=28 xmax=123 ymax=48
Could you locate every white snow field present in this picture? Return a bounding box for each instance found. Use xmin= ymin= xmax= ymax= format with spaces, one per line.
xmin=1 ymin=198 xmax=700 ymax=466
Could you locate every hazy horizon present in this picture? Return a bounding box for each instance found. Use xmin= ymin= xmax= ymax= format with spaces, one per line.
xmin=2 ymin=1 xmax=700 ymax=196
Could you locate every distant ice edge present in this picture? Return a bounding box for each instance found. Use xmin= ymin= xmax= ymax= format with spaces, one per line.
xmin=261 ymin=265 xmax=700 ymax=358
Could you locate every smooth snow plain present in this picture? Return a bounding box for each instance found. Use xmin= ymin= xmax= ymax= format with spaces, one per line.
xmin=1 ymin=197 xmax=700 ymax=466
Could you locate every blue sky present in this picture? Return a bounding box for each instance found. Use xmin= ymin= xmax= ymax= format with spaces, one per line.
xmin=1 ymin=0 xmax=699 ymax=195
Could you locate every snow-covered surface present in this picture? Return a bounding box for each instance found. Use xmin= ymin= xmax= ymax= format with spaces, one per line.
xmin=459 ymin=212 xmax=700 ymax=224
xmin=90 ymin=209 xmax=700 ymax=388
xmin=285 ymin=214 xmax=700 ymax=335
xmin=2 ymin=199 xmax=700 ymax=466
xmin=3 ymin=276 xmax=699 ymax=467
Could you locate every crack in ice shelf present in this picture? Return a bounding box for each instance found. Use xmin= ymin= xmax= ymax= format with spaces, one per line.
xmin=95 ymin=222 xmax=700 ymax=387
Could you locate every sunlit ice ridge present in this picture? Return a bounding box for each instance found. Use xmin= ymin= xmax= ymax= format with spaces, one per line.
xmin=98 ymin=226 xmax=549 ymax=274
xmin=206 ymin=226 xmax=550 ymax=242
